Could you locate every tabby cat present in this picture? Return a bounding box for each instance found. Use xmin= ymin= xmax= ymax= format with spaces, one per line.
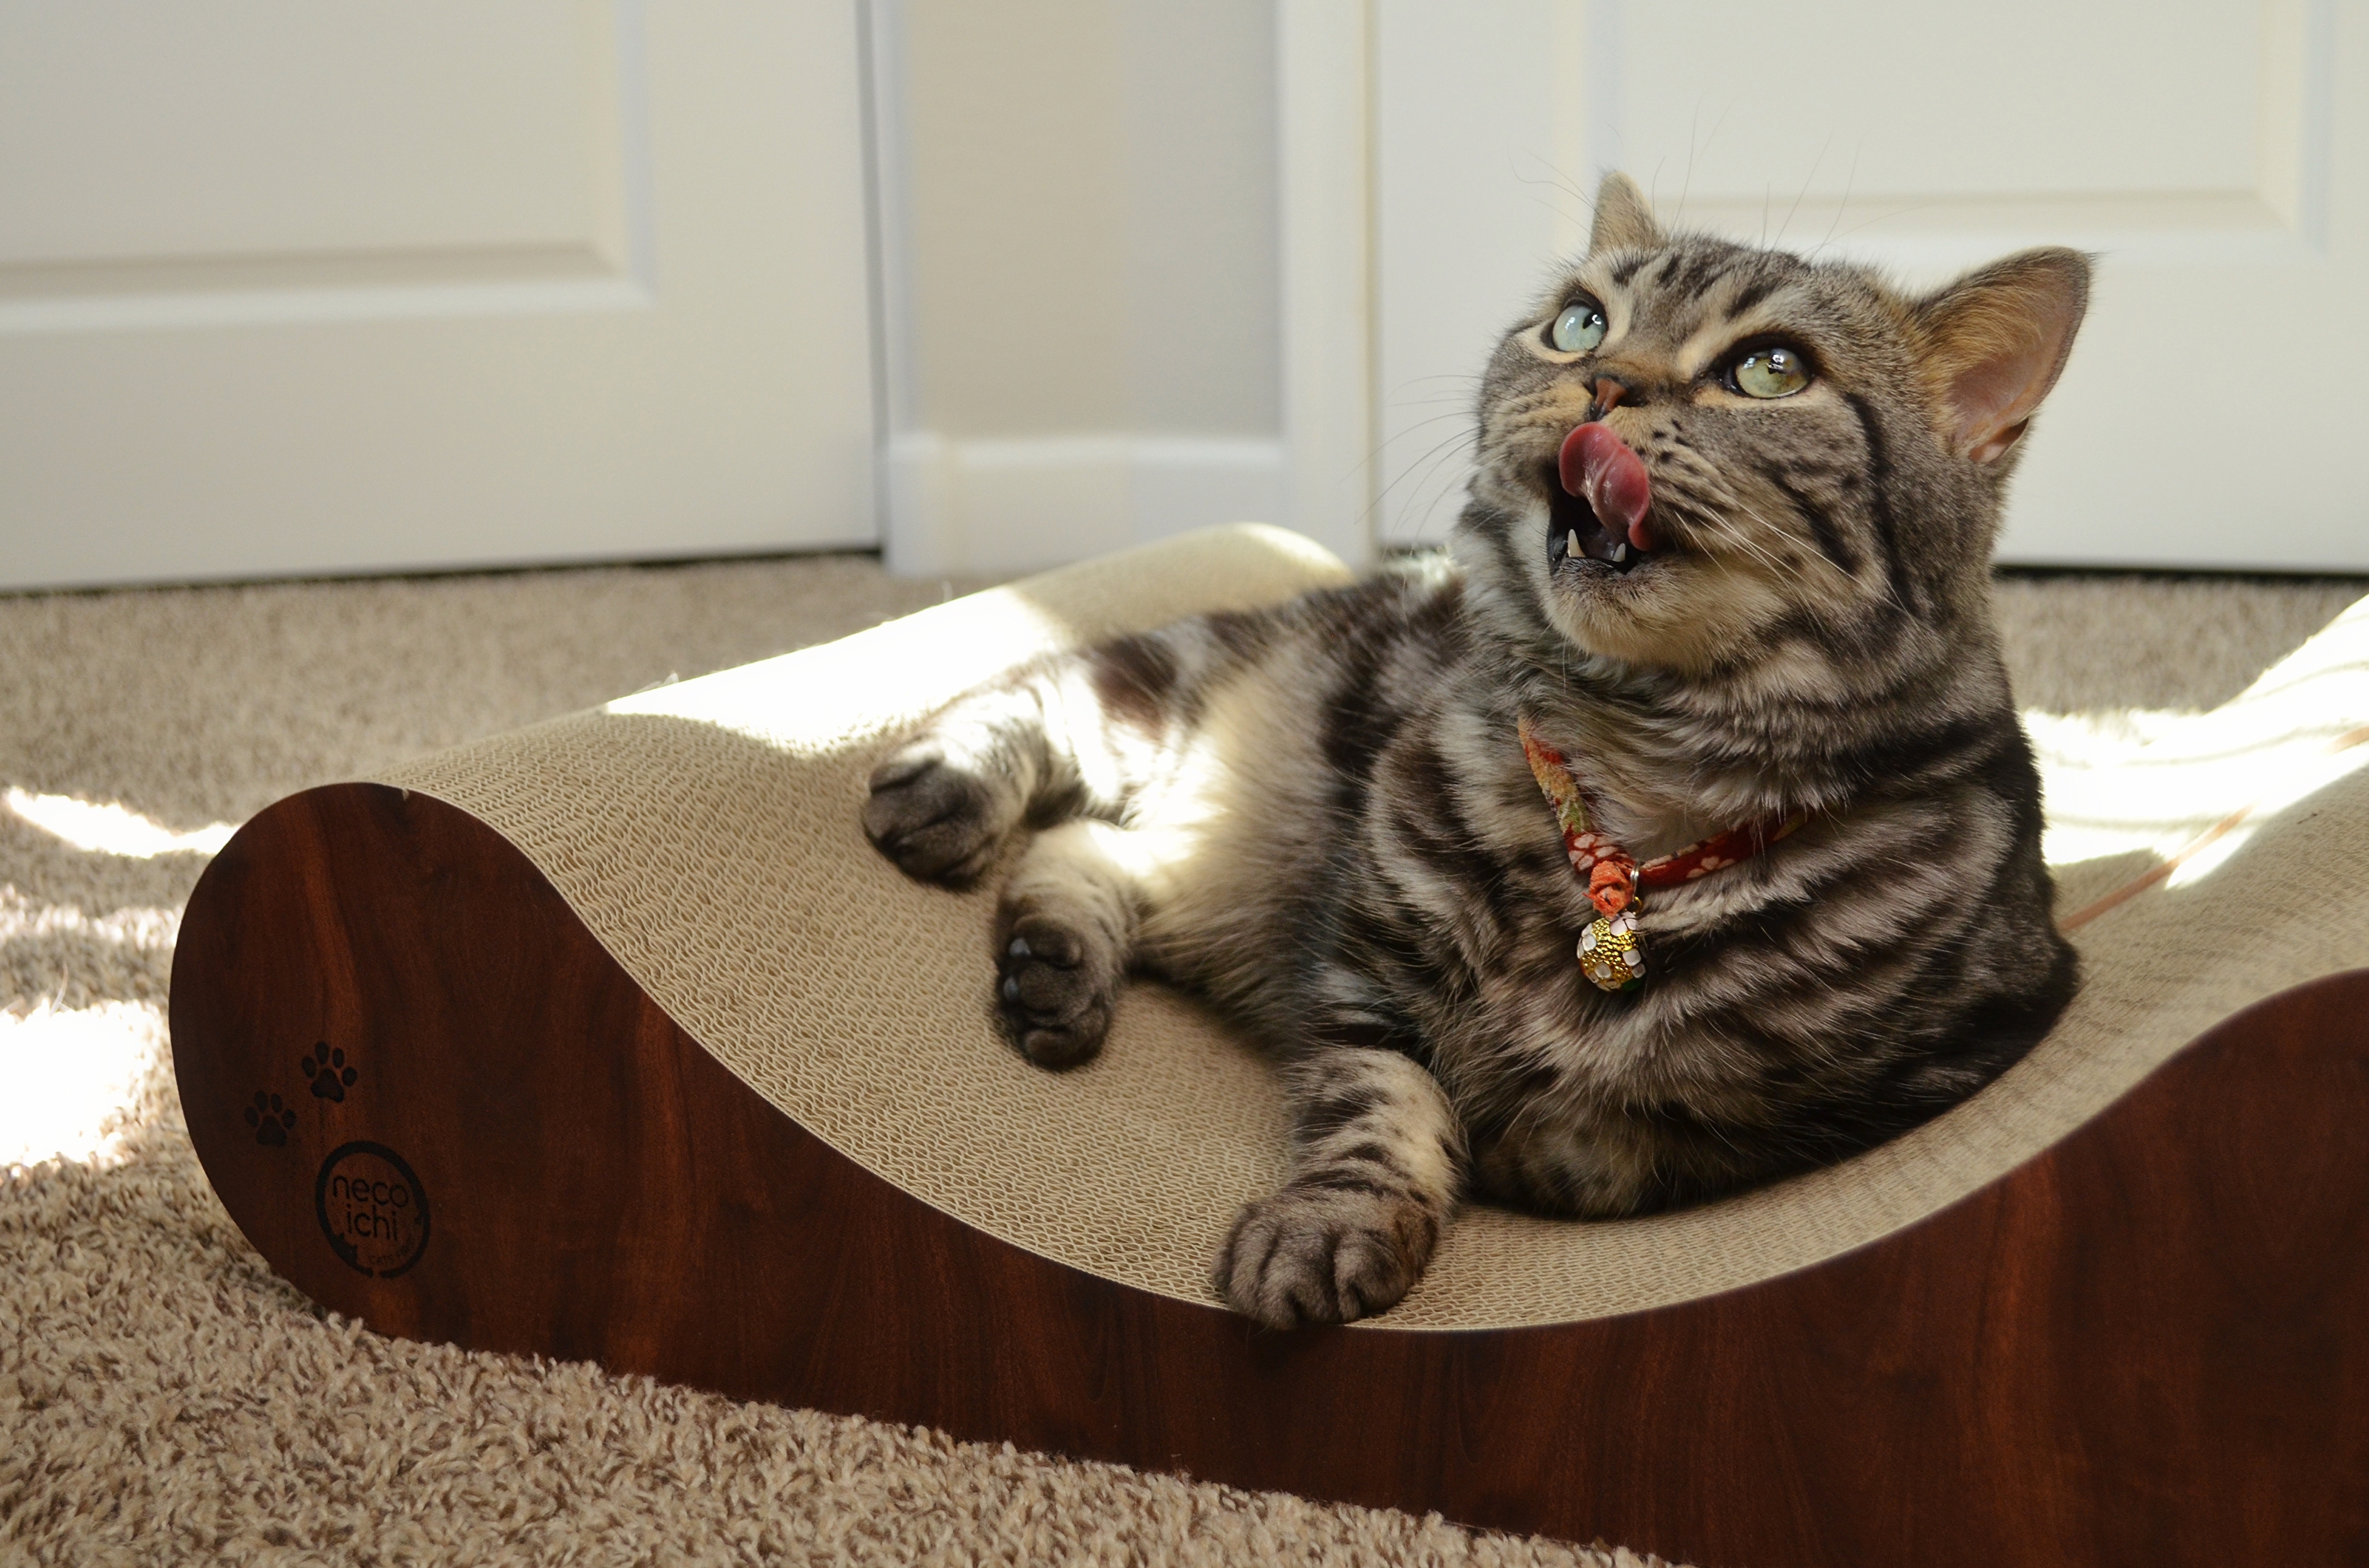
xmin=863 ymin=172 xmax=2085 ymax=1328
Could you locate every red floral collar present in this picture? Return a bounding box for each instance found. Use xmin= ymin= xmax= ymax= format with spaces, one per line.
xmin=1518 ymin=715 xmax=1804 ymax=992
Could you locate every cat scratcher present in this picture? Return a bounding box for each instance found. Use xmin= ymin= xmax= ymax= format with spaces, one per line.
xmin=171 ymin=525 xmax=2369 ymax=1568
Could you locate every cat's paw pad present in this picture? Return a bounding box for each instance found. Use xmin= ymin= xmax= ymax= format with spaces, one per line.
xmin=863 ymin=741 xmax=1006 ymax=886
xmin=1212 ymin=1185 xmax=1437 ymax=1328
xmin=995 ymin=919 xmax=1116 ymax=1070
xmin=300 ymin=1045 xmax=356 ymax=1102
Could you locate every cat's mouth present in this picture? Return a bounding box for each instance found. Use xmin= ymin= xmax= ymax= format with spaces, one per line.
xmin=1544 ymin=423 xmax=1658 ymax=578
xmin=1545 ymin=470 xmax=1649 ymax=574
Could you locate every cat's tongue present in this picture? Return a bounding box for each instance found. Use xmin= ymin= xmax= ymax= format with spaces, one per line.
xmin=1559 ymin=423 xmax=1656 ymax=552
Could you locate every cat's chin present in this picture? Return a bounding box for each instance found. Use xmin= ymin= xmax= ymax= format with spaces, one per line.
xmin=1547 ymin=552 xmax=1672 ymax=625
xmin=1547 ymin=566 xmax=1796 ymax=675
xmin=1539 ymin=542 xmax=1790 ymax=673
xmin=1545 ymin=557 xmax=1682 ymax=658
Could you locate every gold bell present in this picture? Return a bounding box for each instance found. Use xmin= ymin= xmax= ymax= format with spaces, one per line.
xmin=1578 ymin=907 xmax=1645 ymax=993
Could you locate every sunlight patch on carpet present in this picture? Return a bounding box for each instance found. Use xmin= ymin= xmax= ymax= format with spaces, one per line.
xmin=0 ymin=999 xmax=166 ymax=1170
xmin=6 ymin=786 xmax=237 ymax=858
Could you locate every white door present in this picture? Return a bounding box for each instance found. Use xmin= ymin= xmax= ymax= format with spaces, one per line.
xmin=1373 ymin=0 xmax=2369 ymax=573
xmin=0 ymin=1 xmax=876 ymax=590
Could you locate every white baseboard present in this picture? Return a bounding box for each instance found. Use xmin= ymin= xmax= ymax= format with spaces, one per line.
xmin=882 ymin=434 xmax=1289 ymax=577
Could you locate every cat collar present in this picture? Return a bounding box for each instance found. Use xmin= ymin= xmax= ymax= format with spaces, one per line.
xmin=1517 ymin=715 xmax=1805 ymax=993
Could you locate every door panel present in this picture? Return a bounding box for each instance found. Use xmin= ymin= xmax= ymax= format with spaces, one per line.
xmin=2 ymin=4 xmax=617 ymax=272
xmin=1376 ymin=0 xmax=2368 ymax=571
xmin=0 ymin=1 xmax=875 ymax=589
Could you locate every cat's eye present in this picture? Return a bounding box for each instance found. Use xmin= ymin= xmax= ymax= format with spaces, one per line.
xmin=1549 ymin=301 xmax=1608 ymax=354
xmin=1731 ymin=346 xmax=1809 ymax=399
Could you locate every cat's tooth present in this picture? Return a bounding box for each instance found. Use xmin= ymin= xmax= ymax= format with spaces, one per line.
xmin=1566 ymin=529 xmax=1582 ymax=559
xmin=1609 ymin=541 xmax=1628 ymax=563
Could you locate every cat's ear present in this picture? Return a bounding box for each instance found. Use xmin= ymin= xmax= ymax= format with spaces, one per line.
xmin=1587 ymin=172 xmax=1661 ymax=254
xmin=1912 ymin=248 xmax=2091 ymax=464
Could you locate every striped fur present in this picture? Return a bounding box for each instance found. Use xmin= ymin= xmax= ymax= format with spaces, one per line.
xmin=864 ymin=174 xmax=2085 ymax=1328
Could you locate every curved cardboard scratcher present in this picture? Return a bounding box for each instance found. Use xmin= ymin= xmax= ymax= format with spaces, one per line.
xmin=171 ymin=528 xmax=2369 ymax=1567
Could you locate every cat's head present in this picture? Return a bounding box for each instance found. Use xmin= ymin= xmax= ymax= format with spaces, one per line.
xmin=1456 ymin=171 xmax=2089 ymax=679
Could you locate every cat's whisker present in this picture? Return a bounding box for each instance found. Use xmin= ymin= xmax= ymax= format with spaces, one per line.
xmin=1674 ymin=498 xmax=1819 ymax=595
xmin=1813 ymin=198 xmax=1940 ymax=257
xmin=1347 ymin=406 xmax=1474 ymax=491
xmin=1385 ymin=375 xmax=1484 ymax=400
xmin=1364 ymin=429 xmax=1478 ymax=535
xmin=1718 ymin=509 xmax=1823 ymax=594
xmin=1378 ymin=409 xmax=1482 ymax=440
xmin=1407 ymin=431 xmax=1494 ymax=534
xmin=1372 ymin=427 xmax=1476 ymax=500
xmin=1696 ymin=483 xmax=1838 ymax=592
xmin=1775 ymin=135 xmax=1832 ymax=250
xmin=1811 ymin=140 xmax=1867 ymax=258
xmin=1670 ymin=465 xmax=1825 ymax=585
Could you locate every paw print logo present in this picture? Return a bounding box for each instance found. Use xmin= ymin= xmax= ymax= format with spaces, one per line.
xmin=301 ymin=1045 xmax=357 ymax=1102
xmin=245 ymin=1092 xmax=296 ymax=1146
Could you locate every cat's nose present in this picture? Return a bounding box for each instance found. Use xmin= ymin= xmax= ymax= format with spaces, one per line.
xmin=1590 ymin=377 xmax=1631 ymax=417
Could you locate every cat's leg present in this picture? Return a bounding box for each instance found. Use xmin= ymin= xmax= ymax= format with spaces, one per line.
xmin=864 ymin=636 xmax=1190 ymax=888
xmin=863 ymin=661 xmax=1085 ymax=887
xmin=1212 ymin=1046 xmax=1465 ymax=1327
xmin=992 ymin=817 xmax=1151 ymax=1068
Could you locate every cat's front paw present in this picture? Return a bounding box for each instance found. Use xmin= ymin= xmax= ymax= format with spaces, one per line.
xmin=1212 ymin=1184 xmax=1439 ymax=1328
xmin=996 ymin=915 xmax=1118 ymax=1069
xmin=863 ymin=739 xmax=1011 ymax=886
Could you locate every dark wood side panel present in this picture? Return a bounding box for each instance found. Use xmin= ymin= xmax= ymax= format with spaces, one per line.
xmin=170 ymin=783 xmax=2369 ymax=1568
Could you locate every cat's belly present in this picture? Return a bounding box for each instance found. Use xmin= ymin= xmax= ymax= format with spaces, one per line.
xmin=1123 ymin=670 xmax=1345 ymax=1015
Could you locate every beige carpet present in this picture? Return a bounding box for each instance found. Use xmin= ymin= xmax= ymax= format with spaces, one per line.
xmin=2 ymin=551 xmax=2360 ymax=1565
